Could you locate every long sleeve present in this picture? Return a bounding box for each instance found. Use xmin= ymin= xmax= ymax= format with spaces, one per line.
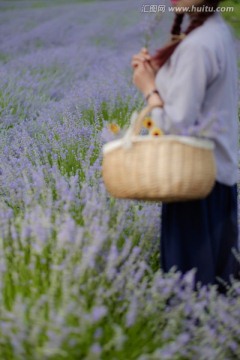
xmin=151 ymin=41 xmax=220 ymax=134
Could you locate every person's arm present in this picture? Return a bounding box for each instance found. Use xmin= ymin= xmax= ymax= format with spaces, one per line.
xmin=132 ymin=59 xmax=164 ymax=108
xmin=150 ymin=41 xmax=220 ymax=133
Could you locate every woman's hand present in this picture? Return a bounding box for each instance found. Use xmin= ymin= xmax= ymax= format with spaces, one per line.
xmin=131 ymin=47 xmax=151 ymax=69
xmin=132 ymin=60 xmax=156 ymax=98
xmin=131 ymin=47 xmax=163 ymax=108
xmin=131 ymin=47 xmax=159 ymax=75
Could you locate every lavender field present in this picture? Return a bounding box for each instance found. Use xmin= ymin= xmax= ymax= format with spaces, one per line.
xmin=0 ymin=1 xmax=240 ymax=359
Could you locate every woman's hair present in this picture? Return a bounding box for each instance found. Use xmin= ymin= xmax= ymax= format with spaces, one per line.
xmin=151 ymin=0 xmax=221 ymax=69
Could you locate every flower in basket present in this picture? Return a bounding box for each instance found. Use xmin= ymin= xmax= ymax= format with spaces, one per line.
xmin=107 ymin=123 xmax=121 ymax=134
xmin=143 ymin=117 xmax=155 ymax=129
xmin=149 ymin=127 xmax=164 ymax=136
xmin=101 ymin=120 xmax=128 ymax=144
xmin=100 ymin=121 xmax=124 ymax=144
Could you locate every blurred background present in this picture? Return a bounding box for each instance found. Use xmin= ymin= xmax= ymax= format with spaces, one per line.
xmin=0 ymin=1 xmax=240 ymax=359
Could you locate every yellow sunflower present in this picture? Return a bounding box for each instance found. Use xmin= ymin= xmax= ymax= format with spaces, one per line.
xmin=150 ymin=127 xmax=164 ymax=136
xmin=143 ymin=117 xmax=155 ymax=129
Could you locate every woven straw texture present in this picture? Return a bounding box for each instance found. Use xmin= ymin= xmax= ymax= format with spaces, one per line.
xmin=102 ymin=137 xmax=216 ymax=203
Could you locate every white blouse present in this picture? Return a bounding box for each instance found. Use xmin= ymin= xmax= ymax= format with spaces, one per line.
xmin=151 ymin=12 xmax=239 ymax=186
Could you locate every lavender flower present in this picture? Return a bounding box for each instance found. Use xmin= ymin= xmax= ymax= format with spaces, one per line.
xmin=0 ymin=1 xmax=239 ymax=359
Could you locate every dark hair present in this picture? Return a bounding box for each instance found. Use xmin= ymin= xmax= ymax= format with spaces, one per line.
xmin=150 ymin=0 xmax=221 ymax=69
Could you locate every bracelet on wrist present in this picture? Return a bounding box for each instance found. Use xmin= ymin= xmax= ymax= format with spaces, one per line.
xmin=145 ymin=89 xmax=160 ymax=102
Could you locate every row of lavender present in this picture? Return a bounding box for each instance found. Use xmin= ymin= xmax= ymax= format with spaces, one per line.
xmin=0 ymin=1 xmax=239 ymax=359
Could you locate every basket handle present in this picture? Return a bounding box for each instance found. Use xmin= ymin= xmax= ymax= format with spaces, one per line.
xmin=122 ymin=104 xmax=161 ymax=148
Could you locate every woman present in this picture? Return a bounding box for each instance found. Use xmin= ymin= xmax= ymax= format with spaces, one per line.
xmin=131 ymin=0 xmax=240 ymax=293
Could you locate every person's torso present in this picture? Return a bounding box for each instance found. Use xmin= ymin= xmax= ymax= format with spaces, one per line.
xmin=154 ymin=13 xmax=239 ymax=186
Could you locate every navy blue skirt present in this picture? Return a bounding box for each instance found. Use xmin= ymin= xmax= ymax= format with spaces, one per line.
xmin=160 ymin=181 xmax=240 ymax=293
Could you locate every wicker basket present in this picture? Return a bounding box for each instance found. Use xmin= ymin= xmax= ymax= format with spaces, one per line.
xmin=102 ymin=105 xmax=216 ymax=203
